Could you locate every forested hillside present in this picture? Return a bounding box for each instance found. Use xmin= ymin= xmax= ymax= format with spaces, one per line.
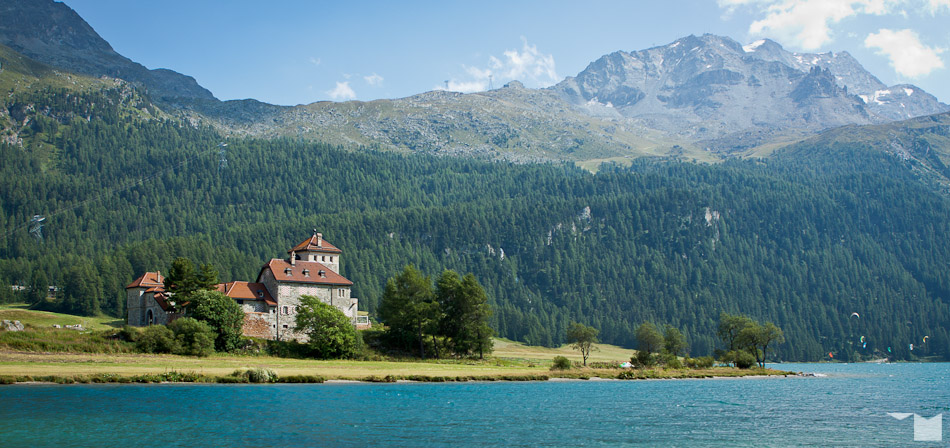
xmin=2 ymin=83 xmax=949 ymax=362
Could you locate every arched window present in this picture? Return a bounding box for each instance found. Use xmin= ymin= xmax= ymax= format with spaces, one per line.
xmin=146 ymin=309 xmax=154 ymax=325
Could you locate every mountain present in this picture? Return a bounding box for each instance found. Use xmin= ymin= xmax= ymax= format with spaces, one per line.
xmin=3 ymin=3 xmax=950 ymax=361
xmin=554 ymin=34 xmax=949 ymax=150
xmin=0 ymin=0 xmax=214 ymax=103
xmin=182 ymin=81 xmax=693 ymax=163
xmin=2 ymin=1 xmax=946 ymax=161
xmin=2 ymin=82 xmax=950 ymax=361
xmin=189 ymin=34 xmax=947 ymax=158
xmin=780 ymin=111 xmax=950 ymax=188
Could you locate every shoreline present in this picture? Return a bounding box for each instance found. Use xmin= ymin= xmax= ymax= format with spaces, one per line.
xmin=0 ymin=368 xmax=797 ymax=386
xmin=0 ymin=349 xmax=796 ymax=385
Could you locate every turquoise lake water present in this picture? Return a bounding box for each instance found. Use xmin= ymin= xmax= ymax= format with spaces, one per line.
xmin=1 ymin=363 xmax=948 ymax=447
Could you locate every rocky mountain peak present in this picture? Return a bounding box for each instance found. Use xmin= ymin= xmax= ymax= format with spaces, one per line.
xmin=552 ymin=34 xmax=947 ymax=149
xmin=791 ymin=66 xmax=848 ymax=102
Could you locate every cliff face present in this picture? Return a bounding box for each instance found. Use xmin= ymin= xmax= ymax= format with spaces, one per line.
xmin=0 ymin=0 xmax=214 ymax=102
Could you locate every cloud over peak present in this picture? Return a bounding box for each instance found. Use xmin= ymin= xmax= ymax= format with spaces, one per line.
xmin=327 ymin=81 xmax=356 ymax=100
xmin=438 ymin=37 xmax=559 ymax=93
xmin=865 ymin=28 xmax=945 ymax=77
xmin=738 ymin=0 xmax=895 ymax=50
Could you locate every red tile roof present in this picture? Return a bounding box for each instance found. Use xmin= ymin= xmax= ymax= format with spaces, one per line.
xmin=259 ymin=259 xmax=353 ymax=286
xmin=288 ymin=233 xmax=342 ymax=254
xmin=215 ymin=281 xmax=277 ymax=306
xmin=152 ymin=292 xmax=175 ymax=312
xmin=126 ymin=271 xmax=164 ymax=289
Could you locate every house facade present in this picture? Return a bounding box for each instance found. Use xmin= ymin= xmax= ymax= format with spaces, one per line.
xmin=126 ymin=271 xmax=182 ymax=326
xmin=126 ymin=231 xmax=370 ymax=341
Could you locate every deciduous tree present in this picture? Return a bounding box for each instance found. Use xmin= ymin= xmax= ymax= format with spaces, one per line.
xmin=567 ymin=322 xmax=598 ymax=366
xmin=295 ymin=295 xmax=362 ymax=359
xmin=663 ymin=324 xmax=688 ymax=357
xmin=636 ymin=322 xmax=664 ymax=355
xmin=185 ymin=289 xmax=244 ymax=352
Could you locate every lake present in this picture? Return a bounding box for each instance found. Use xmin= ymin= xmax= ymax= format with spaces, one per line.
xmin=1 ymin=363 xmax=947 ymax=447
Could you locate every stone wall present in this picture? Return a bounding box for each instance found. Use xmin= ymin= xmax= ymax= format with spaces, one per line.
xmin=242 ymin=312 xmax=272 ymax=339
xmin=126 ymin=289 xmax=145 ymax=326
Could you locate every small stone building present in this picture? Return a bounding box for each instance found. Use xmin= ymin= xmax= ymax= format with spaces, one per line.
xmin=126 ymin=271 xmax=182 ymax=326
xmin=126 ymin=231 xmax=370 ymax=341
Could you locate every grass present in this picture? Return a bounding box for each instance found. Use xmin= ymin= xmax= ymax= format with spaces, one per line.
xmin=0 ymin=303 xmax=124 ymax=331
xmin=0 ymin=311 xmax=792 ymax=383
xmin=0 ymin=350 xmax=791 ymax=384
xmin=0 ymin=329 xmax=792 ymax=383
xmin=492 ymin=338 xmax=634 ymax=365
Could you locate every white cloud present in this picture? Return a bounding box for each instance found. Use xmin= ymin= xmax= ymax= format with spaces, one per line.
xmin=491 ymin=37 xmax=559 ymax=86
xmin=865 ymin=28 xmax=945 ymax=77
xmin=435 ymin=80 xmax=488 ymax=93
xmin=929 ymin=0 xmax=950 ymax=13
xmin=438 ymin=37 xmax=559 ymax=93
xmin=747 ymin=0 xmax=901 ymax=50
xmin=310 ymin=57 xmax=321 ymax=66
xmin=364 ymin=73 xmax=384 ymax=86
xmin=720 ymin=0 xmax=911 ymax=50
xmin=327 ymin=81 xmax=356 ymax=100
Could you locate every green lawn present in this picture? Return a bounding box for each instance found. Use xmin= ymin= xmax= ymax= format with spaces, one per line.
xmin=492 ymin=338 xmax=633 ymax=364
xmin=0 ymin=307 xmax=793 ymax=382
xmin=0 ymin=303 xmax=124 ymax=330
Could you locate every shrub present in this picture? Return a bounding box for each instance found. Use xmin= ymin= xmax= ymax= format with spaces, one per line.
xmin=279 ymin=375 xmax=326 ymax=383
xmin=231 ymin=368 xmax=278 ymax=383
xmin=551 ymin=355 xmax=572 ymax=370
xmin=295 ymin=295 xmax=363 ymax=359
xmin=632 ymin=350 xmax=655 ymax=368
xmin=185 ymin=290 xmax=245 ymax=353
xmin=659 ymin=353 xmax=682 ymax=369
xmin=168 ymin=318 xmax=215 ymax=357
xmin=719 ymin=350 xmax=756 ymax=369
xmin=265 ymin=339 xmax=313 ymax=359
xmin=684 ymin=356 xmax=715 ymax=369
xmin=136 ymin=325 xmax=177 ymax=354
xmin=117 ymin=325 xmax=140 ymax=342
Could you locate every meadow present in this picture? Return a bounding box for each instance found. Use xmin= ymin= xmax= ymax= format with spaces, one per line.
xmin=0 ymin=304 xmax=790 ymax=383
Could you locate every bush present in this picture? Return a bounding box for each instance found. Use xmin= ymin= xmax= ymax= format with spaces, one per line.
xmin=265 ymin=339 xmax=314 ymax=359
xmin=117 ymin=325 xmax=140 ymax=342
xmin=684 ymin=356 xmax=715 ymax=369
xmin=632 ymin=350 xmax=655 ymax=368
xmin=279 ymin=375 xmax=326 ymax=383
xmin=168 ymin=318 xmax=215 ymax=357
xmin=136 ymin=325 xmax=177 ymax=354
xmin=295 ymin=295 xmax=363 ymax=359
xmin=551 ymin=355 xmax=572 ymax=370
xmin=186 ymin=290 xmax=245 ymax=353
xmin=230 ymin=368 xmax=278 ymax=383
xmin=658 ymin=353 xmax=682 ymax=369
xmin=719 ymin=350 xmax=756 ymax=369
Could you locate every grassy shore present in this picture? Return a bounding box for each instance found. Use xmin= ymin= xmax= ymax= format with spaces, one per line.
xmin=0 ymin=340 xmax=794 ymax=384
xmin=0 ymin=350 xmax=792 ymax=384
xmin=0 ymin=305 xmax=794 ymax=384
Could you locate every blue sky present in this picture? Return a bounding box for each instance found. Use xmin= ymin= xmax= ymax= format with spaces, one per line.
xmin=64 ymin=0 xmax=950 ymax=106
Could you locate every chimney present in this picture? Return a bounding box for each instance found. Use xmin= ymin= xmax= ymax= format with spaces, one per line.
xmin=290 ymin=251 xmax=296 ymax=266
xmin=316 ymin=233 xmax=323 ymax=247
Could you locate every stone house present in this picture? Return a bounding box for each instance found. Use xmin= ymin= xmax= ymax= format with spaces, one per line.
xmin=126 ymin=271 xmax=182 ymax=326
xmin=126 ymin=231 xmax=371 ymax=341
